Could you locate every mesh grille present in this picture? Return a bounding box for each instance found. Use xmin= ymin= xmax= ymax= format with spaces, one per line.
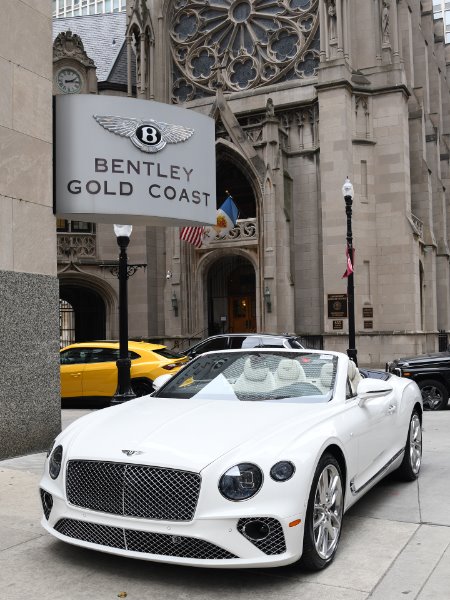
xmin=54 ymin=518 xmax=237 ymax=560
xmin=66 ymin=460 xmax=201 ymax=521
xmin=237 ymin=518 xmax=286 ymax=555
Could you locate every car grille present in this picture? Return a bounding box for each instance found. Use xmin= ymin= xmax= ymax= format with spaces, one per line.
xmin=66 ymin=460 xmax=201 ymax=521
xmin=54 ymin=518 xmax=238 ymax=560
xmin=237 ymin=517 xmax=286 ymax=555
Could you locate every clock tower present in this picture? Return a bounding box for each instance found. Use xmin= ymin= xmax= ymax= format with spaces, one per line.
xmin=53 ymin=31 xmax=97 ymax=95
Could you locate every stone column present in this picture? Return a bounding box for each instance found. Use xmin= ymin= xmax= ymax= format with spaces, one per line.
xmin=127 ymin=35 xmax=132 ymax=97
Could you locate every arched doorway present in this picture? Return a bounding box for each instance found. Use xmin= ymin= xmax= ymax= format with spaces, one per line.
xmin=59 ymin=283 xmax=106 ymax=344
xmin=207 ymin=255 xmax=256 ymax=335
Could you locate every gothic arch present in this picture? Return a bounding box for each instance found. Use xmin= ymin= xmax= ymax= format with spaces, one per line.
xmin=58 ymin=271 xmax=117 ymax=341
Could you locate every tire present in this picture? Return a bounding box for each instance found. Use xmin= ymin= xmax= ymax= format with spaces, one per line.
xmin=131 ymin=378 xmax=153 ymax=398
xmin=397 ymin=410 xmax=422 ymax=481
xmin=300 ymin=453 xmax=344 ymax=571
xmin=418 ymin=379 xmax=448 ymax=411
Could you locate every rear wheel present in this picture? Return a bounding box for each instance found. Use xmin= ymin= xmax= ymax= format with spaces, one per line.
xmin=397 ymin=410 xmax=422 ymax=481
xmin=300 ymin=453 xmax=344 ymax=571
xmin=418 ymin=379 xmax=448 ymax=410
xmin=131 ymin=378 xmax=153 ymax=398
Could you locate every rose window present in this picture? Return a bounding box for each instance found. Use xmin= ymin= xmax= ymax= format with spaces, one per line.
xmin=170 ymin=0 xmax=319 ymax=102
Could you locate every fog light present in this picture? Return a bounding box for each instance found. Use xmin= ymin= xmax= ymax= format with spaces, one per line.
xmin=243 ymin=520 xmax=270 ymax=541
xmin=270 ymin=461 xmax=295 ymax=482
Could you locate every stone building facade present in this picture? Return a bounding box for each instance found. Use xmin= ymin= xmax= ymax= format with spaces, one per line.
xmin=51 ymin=1 xmax=450 ymax=368
xmin=0 ymin=1 xmax=60 ymax=458
xmin=118 ymin=0 xmax=450 ymax=365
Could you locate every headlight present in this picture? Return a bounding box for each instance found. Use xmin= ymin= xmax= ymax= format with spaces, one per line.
xmin=219 ymin=463 xmax=263 ymax=501
xmin=49 ymin=445 xmax=63 ymax=480
xmin=270 ymin=461 xmax=295 ymax=482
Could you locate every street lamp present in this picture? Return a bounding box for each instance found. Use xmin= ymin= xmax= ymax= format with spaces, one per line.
xmin=111 ymin=224 xmax=136 ymax=404
xmin=342 ymin=177 xmax=358 ymax=366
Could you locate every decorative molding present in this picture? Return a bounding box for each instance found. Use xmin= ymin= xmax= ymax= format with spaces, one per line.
xmin=57 ymin=234 xmax=97 ymax=261
xmin=53 ymin=31 xmax=95 ymax=68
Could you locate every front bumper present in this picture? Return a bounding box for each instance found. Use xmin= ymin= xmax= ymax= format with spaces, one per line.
xmin=40 ymin=487 xmax=304 ymax=568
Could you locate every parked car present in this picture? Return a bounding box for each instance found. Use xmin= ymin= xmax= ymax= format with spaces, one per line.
xmin=386 ymin=351 xmax=450 ymax=410
xmin=60 ymin=340 xmax=187 ymax=403
xmin=184 ymin=333 xmax=305 ymax=359
xmin=42 ymin=348 xmax=422 ymax=570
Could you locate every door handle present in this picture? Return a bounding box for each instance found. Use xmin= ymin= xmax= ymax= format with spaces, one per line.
xmin=71 ymin=373 xmax=81 ymax=378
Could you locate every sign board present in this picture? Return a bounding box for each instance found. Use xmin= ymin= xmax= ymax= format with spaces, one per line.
xmin=333 ymin=320 xmax=343 ymax=330
xmin=364 ymin=321 xmax=373 ymax=329
xmin=363 ymin=307 xmax=373 ymax=318
xmin=328 ymin=294 xmax=348 ymax=318
xmin=54 ymin=95 xmax=216 ymax=226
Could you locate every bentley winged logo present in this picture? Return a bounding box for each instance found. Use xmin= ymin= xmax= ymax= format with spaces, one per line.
xmin=122 ymin=450 xmax=144 ymax=457
xmin=93 ymin=114 xmax=194 ymax=154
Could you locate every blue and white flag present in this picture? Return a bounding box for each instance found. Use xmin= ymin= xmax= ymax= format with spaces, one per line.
xmin=203 ymin=196 xmax=239 ymax=244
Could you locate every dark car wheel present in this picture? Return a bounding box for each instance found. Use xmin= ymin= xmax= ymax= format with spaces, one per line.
xmin=397 ymin=410 xmax=422 ymax=481
xmin=300 ymin=453 xmax=344 ymax=571
xmin=131 ymin=379 xmax=153 ymax=398
xmin=418 ymin=379 xmax=448 ymax=410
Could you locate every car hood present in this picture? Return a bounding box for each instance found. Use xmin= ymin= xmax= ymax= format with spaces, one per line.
xmin=63 ymin=396 xmax=331 ymax=473
xmin=394 ymin=351 xmax=450 ymax=366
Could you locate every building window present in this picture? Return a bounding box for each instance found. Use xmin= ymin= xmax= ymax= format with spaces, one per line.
xmin=57 ymin=220 xmax=96 ymax=234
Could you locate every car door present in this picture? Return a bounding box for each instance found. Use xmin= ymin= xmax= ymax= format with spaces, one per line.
xmin=350 ymin=380 xmax=398 ymax=493
xmin=81 ymin=348 xmax=119 ymax=398
xmin=60 ymin=348 xmax=88 ymax=398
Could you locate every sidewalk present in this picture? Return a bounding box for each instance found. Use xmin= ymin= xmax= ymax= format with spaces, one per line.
xmin=0 ymin=409 xmax=449 ymax=600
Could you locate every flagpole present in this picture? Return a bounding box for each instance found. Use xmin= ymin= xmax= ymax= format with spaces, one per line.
xmin=342 ymin=178 xmax=357 ymax=366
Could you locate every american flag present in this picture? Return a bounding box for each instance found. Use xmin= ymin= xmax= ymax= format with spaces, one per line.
xmin=179 ymin=226 xmax=204 ymax=248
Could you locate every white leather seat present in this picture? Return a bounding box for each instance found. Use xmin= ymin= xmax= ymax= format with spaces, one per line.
xmin=274 ymin=359 xmax=307 ymax=387
xmin=319 ymin=362 xmax=334 ymax=393
xmin=234 ymin=357 xmax=275 ymax=393
xmin=348 ymin=360 xmax=363 ymax=394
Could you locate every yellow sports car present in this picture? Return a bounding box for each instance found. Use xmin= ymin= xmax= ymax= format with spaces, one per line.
xmin=60 ymin=340 xmax=187 ymax=403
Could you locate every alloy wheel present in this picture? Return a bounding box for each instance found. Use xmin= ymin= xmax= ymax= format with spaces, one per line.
xmin=312 ymin=464 xmax=343 ymax=560
xmin=409 ymin=413 xmax=422 ymax=475
xmin=421 ymin=385 xmax=444 ymax=410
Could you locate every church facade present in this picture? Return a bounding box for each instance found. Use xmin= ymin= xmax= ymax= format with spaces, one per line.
xmin=52 ymin=1 xmax=450 ymax=367
xmin=120 ymin=0 xmax=450 ymax=365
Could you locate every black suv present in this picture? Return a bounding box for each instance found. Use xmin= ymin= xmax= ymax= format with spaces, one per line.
xmin=184 ymin=333 xmax=306 ymax=359
xmin=386 ymin=352 xmax=450 ymax=410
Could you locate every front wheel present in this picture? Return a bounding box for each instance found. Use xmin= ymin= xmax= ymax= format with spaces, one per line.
xmin=418 ymin=379 xmax=448 ymax=410
xmin=300 ymin=453 xmax=344 ymax=571
xmin=397 ymin=410 xmax=422 ymax=481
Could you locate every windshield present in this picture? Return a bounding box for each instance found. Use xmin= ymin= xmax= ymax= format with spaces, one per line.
xmin=154 ymin=351 xmax=337 ymax=404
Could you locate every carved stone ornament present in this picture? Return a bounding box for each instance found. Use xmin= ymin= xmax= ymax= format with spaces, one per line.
xmin=170 ymin=0 xmax=320 ymax=102
xmin=53 ymin=31 xmax=95 ymax=67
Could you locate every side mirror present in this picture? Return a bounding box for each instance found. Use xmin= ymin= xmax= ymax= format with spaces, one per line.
xmin=152 ymin=374 xmax=173 ymax=392
xmin=357 ymin=378 xmax=393 ymax=406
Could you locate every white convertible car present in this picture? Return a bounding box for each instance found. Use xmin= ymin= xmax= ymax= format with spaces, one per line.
xmin=40 ymin=349 xmax=422 ymax=570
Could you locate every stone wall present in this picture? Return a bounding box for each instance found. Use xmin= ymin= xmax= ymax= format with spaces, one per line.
xmin=0 ymin=0 xmax=60 ymax=459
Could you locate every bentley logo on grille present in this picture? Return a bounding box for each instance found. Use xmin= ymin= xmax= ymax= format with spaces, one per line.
xmin=121 ymin=450 xmax=144 ymax=457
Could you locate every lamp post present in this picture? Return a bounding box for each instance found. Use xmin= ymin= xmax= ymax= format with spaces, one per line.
xmin=342 ymin=177 xmax=358 ymax=366
xmin=111 ymin=224 xmax=136 ymax=404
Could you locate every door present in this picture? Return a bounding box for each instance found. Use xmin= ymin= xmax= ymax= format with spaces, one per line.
xmin=60 ymin=347 xmax=88 ymax=398
xmin=81 ymin=348 xmax=119 ymax=397
xmin=228 ymin=296 xmax=256 ymax=333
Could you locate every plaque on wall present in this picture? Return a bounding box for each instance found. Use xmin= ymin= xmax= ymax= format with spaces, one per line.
xmin=364 ymin=321 xmax=373 ymax=329
xmin=363 ymin=307 xmax=373 ymax=318
xmin=333 ymin=320 xmax=343 ymax=330
xmin=328 ymin=294 xmax=348 ymax=318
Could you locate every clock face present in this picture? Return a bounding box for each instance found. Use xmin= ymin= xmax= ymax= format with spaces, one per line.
xmin=56 ymin=68 xmax=82 ymax=94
